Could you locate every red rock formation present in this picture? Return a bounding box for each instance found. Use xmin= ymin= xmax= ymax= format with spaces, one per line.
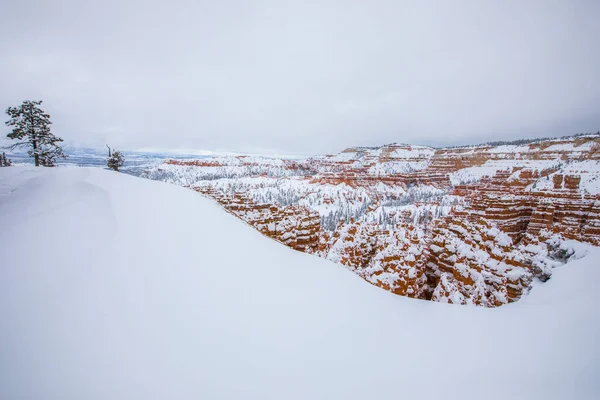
xmin=321 ymin=220 xmax=430 ymax=298
xmin=148 ymin=134 xmax=600 ymax=307
xmin=453 ymin=167 xmax=600 ymax=246
xmin=423 ymin=217 xmax=532 ymax=306
xmin=428 ymin=135 xmax=600 ymax=174
xmin=195 ymin=187 xmax=321 ymax=252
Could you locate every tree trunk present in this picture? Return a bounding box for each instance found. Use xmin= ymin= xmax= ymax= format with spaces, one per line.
xmin=32 ymin=139 xmax=39 ymax=166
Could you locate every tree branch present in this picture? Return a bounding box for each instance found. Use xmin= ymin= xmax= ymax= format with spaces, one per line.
xmin=1 ymin=142 xmax=27 ymax=151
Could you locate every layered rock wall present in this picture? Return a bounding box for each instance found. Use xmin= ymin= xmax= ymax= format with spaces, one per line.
xmin=146 ymin=134 xmax=600 ymax=306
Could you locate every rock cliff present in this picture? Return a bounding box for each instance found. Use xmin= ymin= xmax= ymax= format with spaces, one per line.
xmin=144 ymin=134 xmax=600 ymax=306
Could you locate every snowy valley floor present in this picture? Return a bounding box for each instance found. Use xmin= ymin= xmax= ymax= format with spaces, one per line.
xmin=0 ymin=166 xmax=599 ymax=400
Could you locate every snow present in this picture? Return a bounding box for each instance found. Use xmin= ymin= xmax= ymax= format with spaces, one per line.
xmin=147 ymin=161 xmax=451 ymax=232
xmin=328 ymin=151 xmax=359 ymax=161
xmin=1 ymin=166 xmax=599 ymax=399
xmin=388 ymin=146 xmax=435 ymax=158
xmin=319 ymin=145 xmax=435 ymax=174
xmin=527 ymin=160 xmax=600 ymax=195
xmin=367 ymin=160 xmax=429 ymax=174
xmin=449 ymin=159 xmax=563 ymax=185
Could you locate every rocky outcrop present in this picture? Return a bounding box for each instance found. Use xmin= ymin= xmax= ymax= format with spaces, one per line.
xmin=429 ymin=135 xmax=600 ymax=174
xmin=195 ymin=187 xmax=321 ymax=252
xmin=453 ymin=167 xmax=600 ymax=246
xmin=424 ymin=218 xmax=532 ymax=306
xmin=321 ymin=220 xmax=430 ymax=298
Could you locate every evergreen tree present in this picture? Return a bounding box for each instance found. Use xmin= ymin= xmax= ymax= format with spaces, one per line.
xmin=0 ymin=152 xmax=11 ymax=167
xmin=4 ymin=100 xmax=66 ymax=167
xmin=107 ymin=148 xmax=125 ymax=171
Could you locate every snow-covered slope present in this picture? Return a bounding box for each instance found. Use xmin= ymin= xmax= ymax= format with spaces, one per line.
xmin=1 ymin=166 xmax=599 ymax=399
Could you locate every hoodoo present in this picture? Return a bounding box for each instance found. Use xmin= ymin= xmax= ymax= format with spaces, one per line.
xmin=145 ymin=135 xmax=600 ymax=306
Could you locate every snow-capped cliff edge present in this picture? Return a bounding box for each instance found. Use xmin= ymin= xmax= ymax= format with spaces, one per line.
xmin=0 ymin=166 xmax=598 ymax=399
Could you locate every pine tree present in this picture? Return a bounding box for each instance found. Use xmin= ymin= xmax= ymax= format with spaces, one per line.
xmin=4 ymin=100 xmax=66 ymax=167
xmin=106 ymin=147 xmax=125 ymax=171
xmin=0 ymin=152 xmax=11 ymax=167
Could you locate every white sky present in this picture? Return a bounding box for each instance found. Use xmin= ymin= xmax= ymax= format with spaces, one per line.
xmin=1 ymin=0 xmax=599 ymax=155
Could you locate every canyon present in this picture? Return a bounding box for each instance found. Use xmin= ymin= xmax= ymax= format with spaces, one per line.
xmin=144 ymin=134 xmax=600 ymax=306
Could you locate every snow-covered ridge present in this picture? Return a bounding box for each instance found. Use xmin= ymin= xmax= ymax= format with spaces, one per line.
xmin=440 ymin=132 xmax=600 ymax=150
xmin=1 ymin=166 xmax=599 ymax=399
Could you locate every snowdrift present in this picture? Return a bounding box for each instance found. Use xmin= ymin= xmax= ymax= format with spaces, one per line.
xmin=0 ymin=166 xmax=598 ymax=399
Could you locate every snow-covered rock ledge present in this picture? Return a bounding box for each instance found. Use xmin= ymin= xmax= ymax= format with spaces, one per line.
xmin=1 ymin=166 xmax=599 ymax=399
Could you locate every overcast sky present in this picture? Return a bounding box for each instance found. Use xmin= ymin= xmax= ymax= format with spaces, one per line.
xmin=1 ymin=0 xmax=599 ymax=155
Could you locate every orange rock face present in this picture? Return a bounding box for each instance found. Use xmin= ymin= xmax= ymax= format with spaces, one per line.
xmin=423 ymin=217 xmax=532 ymax=306
xmin=195 ymin=187 xmax=321 ymax=252
xmin=454 ymin=167 xmax=600 ymax=246
xmin=147 ymin=134 xmax=600 ymax=306
xmin=316 ymin=219 xmax=430 ymax=298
